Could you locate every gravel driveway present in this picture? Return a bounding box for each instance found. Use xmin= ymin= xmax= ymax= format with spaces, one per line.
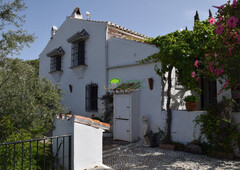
xmin=103 ymin=146 xmax=240 ymax=170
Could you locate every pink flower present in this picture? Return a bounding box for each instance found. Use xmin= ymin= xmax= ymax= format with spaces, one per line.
xmin=214 ymin=52 xmax=217 ymax=58
xmin=232 ymin=0 xmax=237 ymax=7
xmin=194 ymin=60 xmax=199 ymax=68
xmin=220 ymin=11 xmax=225 ymax=16
xmin=227 ymin=16 xmax=239 ymax=28
xmin=233 ymin=31 xmax=238 ymax=38
xmin=209 ymin=62 xmax=214 ymax=73
xmin=229 ymin=47 xmax=232 ymax=56
xmin=216 ymin=24 xmax=225 ymax=34
xmin=214 ymin=66 xmax=224 ymax=76
xmin=195 ymin=77 xmax=200 ymax=81
xmin=223 ymin=80 xmax=229 ymax=89
xmin=218 ymin=16 xmax=224 ymax=22
xmin=225 ymin=41 xmax=229 ymax=45
xmin=205 ymin=53 xmax=209 ymax=57
xmin=191 ymin=72 xmax=195 ymax=78
xmin=214 ymin=4 xmax=226 ymax=10
xmin=208 ymin=17 xmax=215 ymax=25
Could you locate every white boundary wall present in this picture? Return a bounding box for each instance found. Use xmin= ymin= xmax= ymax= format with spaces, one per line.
xmin=53 ymin=115 xmax=109 ymax=170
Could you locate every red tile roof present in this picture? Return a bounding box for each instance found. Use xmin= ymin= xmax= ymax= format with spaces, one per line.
xmin=56 ymin=114 xmax=110 ymax=130
xmin=68 ymin=18 xmax=148 ymax=39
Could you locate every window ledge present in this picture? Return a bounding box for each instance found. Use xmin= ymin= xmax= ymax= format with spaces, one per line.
xmin=69 ymin=64 xmax=88 ymax=69
xmin=49 ymin=70 xmax=63 ymax=82
xmin=86 ymin=110 xmax=99 ymax=112
xmin=69 ymin=65 xmax=87 ymax=79
xmin=49 ymin=70 xmax=63 ymax=74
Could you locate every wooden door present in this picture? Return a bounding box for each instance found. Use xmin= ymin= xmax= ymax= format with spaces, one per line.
xmin=114 ymin=94 xmax=131 ymax=141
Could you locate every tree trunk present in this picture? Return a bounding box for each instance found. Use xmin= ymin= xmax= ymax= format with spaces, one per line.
xmin=166 ymin=66 xmax=173 ymax=143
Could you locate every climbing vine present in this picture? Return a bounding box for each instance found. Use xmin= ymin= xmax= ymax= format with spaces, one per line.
xmin=140 ymin=20 xmax=214 ymax=142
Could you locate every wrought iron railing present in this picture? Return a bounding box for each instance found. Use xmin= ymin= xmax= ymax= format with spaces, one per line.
xmin=0 ymin=134 xmax=72 ymax=170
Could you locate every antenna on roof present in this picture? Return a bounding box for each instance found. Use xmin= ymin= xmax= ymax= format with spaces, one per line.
xmin=86 ymin=11 xmax=91 ymax=20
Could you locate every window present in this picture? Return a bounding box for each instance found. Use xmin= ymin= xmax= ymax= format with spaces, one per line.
xmin=67 ymin=29 xmax=89 ymax=67
xmin=71 ymin=41 xmax=85 ymax=67
xmin=86 ymin=83 xmax=98 ymax=111
xmin=47 ymin=47 xmax=65 ymax=72
xmin=50 ymin=56 xmax=62 ymax=72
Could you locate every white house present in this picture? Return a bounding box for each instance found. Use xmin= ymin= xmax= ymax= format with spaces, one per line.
xmin=39 ymin=7 xmax=162 ymax=140
xmin=40 ymin=7 xmax=240 ymax=144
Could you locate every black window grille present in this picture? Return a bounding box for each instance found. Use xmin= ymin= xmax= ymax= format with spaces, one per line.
xmin=71 ymin=41 xmax=85 ymax=67
xmin=50 ymin=56 xmax=62 ymax=72
xmin=86 ymin=83 xmax=98 ymax=111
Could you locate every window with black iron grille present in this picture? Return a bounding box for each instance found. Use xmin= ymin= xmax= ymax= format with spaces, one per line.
xmin=85 ymin=83 xmax=98 ymax=111
xmin=72 ymin=41 xmax=85 ymax=67
xmin=50 ymin=56 xmax=62 ymax=72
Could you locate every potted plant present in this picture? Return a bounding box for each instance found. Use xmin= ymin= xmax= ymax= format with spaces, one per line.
xmin=184 ymin=95 xmax=199 ymax=111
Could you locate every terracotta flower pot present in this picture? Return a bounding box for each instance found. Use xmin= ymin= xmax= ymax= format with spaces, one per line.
xmin=159 ymin=143 xmax=175 ymax=150
xmin=185 ymin=102 xmax=197 ymax=111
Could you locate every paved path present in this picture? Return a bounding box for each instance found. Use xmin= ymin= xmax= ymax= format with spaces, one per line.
xmin=103 ymin=146 xmax=240 ymax=170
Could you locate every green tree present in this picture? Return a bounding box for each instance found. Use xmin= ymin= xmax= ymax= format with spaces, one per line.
xmin=25 ymin=58 xmax=39 ymax=74
xmin=0 ymin=59 xmax=64 ymax=141
xmin=0 ymin=116 xmax=53 ymax=169
xmin=0 ymin=0 xmax=34 ymax=58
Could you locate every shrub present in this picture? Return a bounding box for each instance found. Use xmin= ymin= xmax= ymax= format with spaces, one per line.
xmin=184 ymin=95 xmax=199 ymax=102
xmin=195 ymin=98 xmax=240 ymax=154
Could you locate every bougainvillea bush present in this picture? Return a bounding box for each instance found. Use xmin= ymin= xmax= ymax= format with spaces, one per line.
xmin=194 ymin=0 xmax=240 ymax=94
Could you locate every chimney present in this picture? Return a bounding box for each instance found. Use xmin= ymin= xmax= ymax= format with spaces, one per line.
xmin=71 ymin=7 xmax=83 ymax=19
xmin=51 ymin=26 xmax=58 ymax=39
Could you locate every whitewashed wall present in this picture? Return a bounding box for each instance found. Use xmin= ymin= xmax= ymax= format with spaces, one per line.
xmin=159 ymin=111 xmax=240 ymax=145
xmin=108 ymin=37 xmax=158 ymax=66
xmin=162 ymin=70 xmax=233 ymax=110
xmin=108 ymin=37 xmax=162 ymax=136
xmin=53 ymin=116 xmax=106 ymax=169
xmin=216 ymin=78 xmax=232 ymax=102
xmin=73 ymin=123 xmax=104 ymax=169
xmin=161 ymin=110 xmax=206 ymax=144
xmin=162 ymin=68 xmax=192 ymax=110
xmin=53 ymin=117 xmax=74 ymax=169
xmin=39 ymin=18 xmax=107 ymax=117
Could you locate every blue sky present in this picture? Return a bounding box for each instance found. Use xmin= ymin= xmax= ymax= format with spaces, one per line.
xmin=18 ymin=0 xmax=227 ymax=60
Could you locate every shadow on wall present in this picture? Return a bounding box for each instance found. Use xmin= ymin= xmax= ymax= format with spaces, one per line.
xmin=171 ymin=90 xmax=187 ymax=110
xmin=162 ymin=81 xmax=188 ymax=110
